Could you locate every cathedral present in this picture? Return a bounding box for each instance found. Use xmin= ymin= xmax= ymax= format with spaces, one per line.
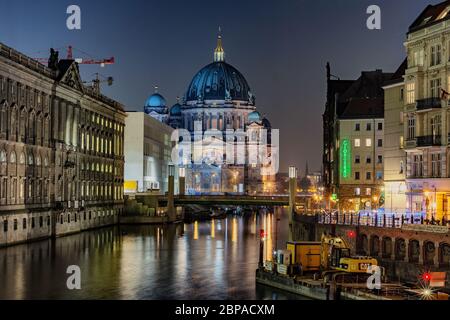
xmin=143 ymin=33 xmax=276 ymax=195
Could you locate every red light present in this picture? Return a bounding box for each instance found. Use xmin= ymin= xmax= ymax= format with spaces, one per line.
xmin=422 ymin=272 xmax=432 ymax=281
xmin=260 ymin=229 xmax=265 ymax=239
xmin=347 ymin=231 xmax=356 ymax=238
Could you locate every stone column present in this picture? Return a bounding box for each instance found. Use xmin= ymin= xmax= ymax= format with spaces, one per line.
xmin=441 ymin=108 xmax=447 ymax=146
xmin=179 ymin=167 xmax=186 ymax=196
xmin=418 ymin=240 xmax=424 ymax=265
xmin=434 ymin=242 xmax=440 ymax=267
xmin=404 ymin=239 xmax=410 ymax=263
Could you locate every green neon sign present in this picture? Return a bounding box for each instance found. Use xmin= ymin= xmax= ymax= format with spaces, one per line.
xmin=340 ymin=138 xmax=351 ymax=179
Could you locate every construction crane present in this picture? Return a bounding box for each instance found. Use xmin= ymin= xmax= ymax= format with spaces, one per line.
xmin=32 ymin=45 xmax=115 ymax=67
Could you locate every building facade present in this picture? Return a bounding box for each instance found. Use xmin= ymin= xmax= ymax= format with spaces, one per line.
xmin=0 ymin=43 xmax=126 ymax=247
xmin=383 ymin=61 xmax=408 ymax=214
xmin=124 ymin=112 xmax=174 ymax=193
xmin=403 ymin=1 xmax=450 ymax=222
xmin=323 ymin=65 xmax=392 ymax=211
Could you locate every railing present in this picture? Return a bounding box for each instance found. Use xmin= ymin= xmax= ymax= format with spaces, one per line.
xmin=317 ymin=211 xmax=442 ymax=229
xmin=416 ymin=98 xmax=442 ymax=110
xmin=416 ymin=135 xmax=441 ymax=147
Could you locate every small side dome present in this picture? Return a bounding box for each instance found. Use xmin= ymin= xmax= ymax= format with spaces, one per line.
xmin=145 ymin=93 xmax=166 ymax=108
xmin=248 ymin=111 xmax=261 ymax=123
xmin=170 ymin=103 xmax=181 ymax=116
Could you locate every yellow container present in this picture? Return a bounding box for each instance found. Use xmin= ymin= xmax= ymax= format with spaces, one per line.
xmin=124 ymin=180 xmax=138 ymax=193
xmin=286 ymin=241 xmax=321 ymax=271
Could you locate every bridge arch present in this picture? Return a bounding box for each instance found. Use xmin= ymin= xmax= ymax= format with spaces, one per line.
xmin=370 ymin=235 xmax=380 ymax=257
xmin=408 ymin=239 xmax=420 ymax=263
xmin=439 ymin=242 xmax=450 ymax=267
xmin=382 ymin=237 xmax=393 ymax=259
xmin=423 ymin=241 xmax=436 ymax=266
xmin=395 ymin=238 xmax=406 ymax=261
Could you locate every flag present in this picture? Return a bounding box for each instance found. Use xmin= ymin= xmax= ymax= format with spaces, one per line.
xmin=441 ymin=88 xmax=450 ymax=100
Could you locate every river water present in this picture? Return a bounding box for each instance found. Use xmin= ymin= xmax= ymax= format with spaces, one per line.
xmin=0 ymin=208 xmax=307 ymax=300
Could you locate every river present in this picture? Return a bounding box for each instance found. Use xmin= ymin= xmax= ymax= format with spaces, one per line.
xmin=0 ymin=208 xmax=307 ymax=300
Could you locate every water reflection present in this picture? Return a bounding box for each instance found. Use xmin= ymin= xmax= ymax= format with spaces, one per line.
xmin=0 ymin=208 xmax=306 ymax=300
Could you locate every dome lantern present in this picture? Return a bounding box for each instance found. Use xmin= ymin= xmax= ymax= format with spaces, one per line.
xmin=214 ymin=27 xmax=225 ymax=62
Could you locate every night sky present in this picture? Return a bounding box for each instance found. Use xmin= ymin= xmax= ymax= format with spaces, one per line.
xmin=0 ymin=0 xmax=439 ymax=173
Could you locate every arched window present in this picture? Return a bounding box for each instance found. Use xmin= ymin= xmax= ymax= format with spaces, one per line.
xmin=0 ymin=150 xmax=6 ymax=163
xmin=0 ymin=102 xmax=7 ymax=134
xmin=44 ymin=156 xmax=48 ymax=167
xmin=28 ymin=153 xmax=34 ymax=165
xmin=19 ymin=152 xmax=25 ymax=165
xmin=36 ymin=155 xmax=41 ymax=166
xmin=10 ymin=151 xmax=16 ymax=164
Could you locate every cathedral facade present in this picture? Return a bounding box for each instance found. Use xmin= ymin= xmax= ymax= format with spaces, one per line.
xmin=0 ymin=42 xmax=126 ymax=247
xmin=144 ymin=34 xmax=277 ymax=195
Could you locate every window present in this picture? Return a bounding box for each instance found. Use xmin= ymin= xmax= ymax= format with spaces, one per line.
xmin=408 ymin=117 xmax=415 ymax=140
xmin=432 ymin=153 xmax=442 ymax=177
xmin=366 ymin=138 xmax=372 ymax=147
xmin=13 ymin=219 xmax=17 ymax=231
xmin=60 ymin=215 xmax=64 ymax=224
xmin=400 ymin=88 xmax=404 ymax=101
xmin=3 ymin=220 xmax=7 ymax=232
xmin=366 ymin=172 xmax=372 ymax=180
xmin=355 ymin=172 xmax=360 ymax=180
xmin=365 ymin=188 xmax=372 ymax=196
xmin=431 ymin=114 xmax=442 ymax=136
xmin=377 ymin=139 xmax=383 ymax=147
xmin=9 ymin=151 xmax=16 ymax=164
xmin=378 ymin=123 xmax=383 ymax=131
xmin=354 ymin=139 xmax=361 ymax=147
xmin=0 ymin=150 xmax=6 ymax=163
xmin=366 ymin=156 xmax=371 ymax=164
xmin=430 ymin=44 xmax=442 ymax=66
xmin=410 ymin=49 xmax=424 ymax=67
xmin=413 ymin=154 xmax=423 ymax=177
xmin=355 ymin=155 xmax=360 ymax=164
xmin=355 ymin=123 xmax=360 ymax=131
xmin=39 ymin=216 xmax=43 ymax=228
xmin=376 ymin=171 xmax=383 ymax=180
xmin=400 ymin=161 xmax=404 ymax=174
xmin=366 ymin=123 xmax=372 ymax=131
xmin=430 ymin=78 xmax=442 ymax=98
xmin=23 ymin=218 xmax=26 ymax=229
xmin=355 ymin=188 xmax=361 ymax=196
xmin=400 ymin=136 xmax=404 ymax=149
xmin=378 ymin=155 xmax=383 ymax=164
xmin=31 ymin=217 xmax=35 ymax=229
xmin=406 ymin=82 xmax=415 ymax=104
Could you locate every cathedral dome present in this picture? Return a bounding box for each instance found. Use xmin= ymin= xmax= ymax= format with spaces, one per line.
xmin=185 ymin=34 xmax=254 ymax=104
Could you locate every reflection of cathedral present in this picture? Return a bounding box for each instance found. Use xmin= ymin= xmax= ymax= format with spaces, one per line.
xmin=144 ymin=32 xmax=276 ymax=195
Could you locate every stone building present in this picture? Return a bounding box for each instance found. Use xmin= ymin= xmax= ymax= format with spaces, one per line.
xmin=323 ymin=64 xmax=393 ymax=211
xmin=0 ymin=42 xmax=126 ymax=247
xmin=383 ymin=60 xmax=408 ymax=214
xmin=403 ymin=0 xmax=450 ymax=222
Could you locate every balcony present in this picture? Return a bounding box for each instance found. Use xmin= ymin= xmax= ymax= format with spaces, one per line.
xmin=416 ymin=98 xmax=442 ymax=111
xmin=416 ymin=135 xmax=441 ymax=147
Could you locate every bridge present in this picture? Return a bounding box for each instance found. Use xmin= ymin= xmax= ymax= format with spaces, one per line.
xmin=155 ymin=195 xmax=292 ymax=206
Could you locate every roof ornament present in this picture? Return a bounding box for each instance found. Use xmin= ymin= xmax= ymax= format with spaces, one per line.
xmin=214 ymin=26 xmax=225 ymax=62
xmin=154 ymin=85 xmax=159 ymax=93
xmin=248 ymin=91 xmax=255 ymax=105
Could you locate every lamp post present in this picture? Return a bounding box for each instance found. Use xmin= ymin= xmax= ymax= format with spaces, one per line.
xmin=288 ymin=166 xmax=297 ymax=242
xmin=179 ymin=167 xmax=186 ymax=196
xmin=167 ymin=164 xmax=175 ymax=221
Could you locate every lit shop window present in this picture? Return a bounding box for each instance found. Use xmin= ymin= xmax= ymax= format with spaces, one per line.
xmin=354 ymin=139 xmax=360 ymax=147
xmin=365 ymin=139 xmax=372 ymax=147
